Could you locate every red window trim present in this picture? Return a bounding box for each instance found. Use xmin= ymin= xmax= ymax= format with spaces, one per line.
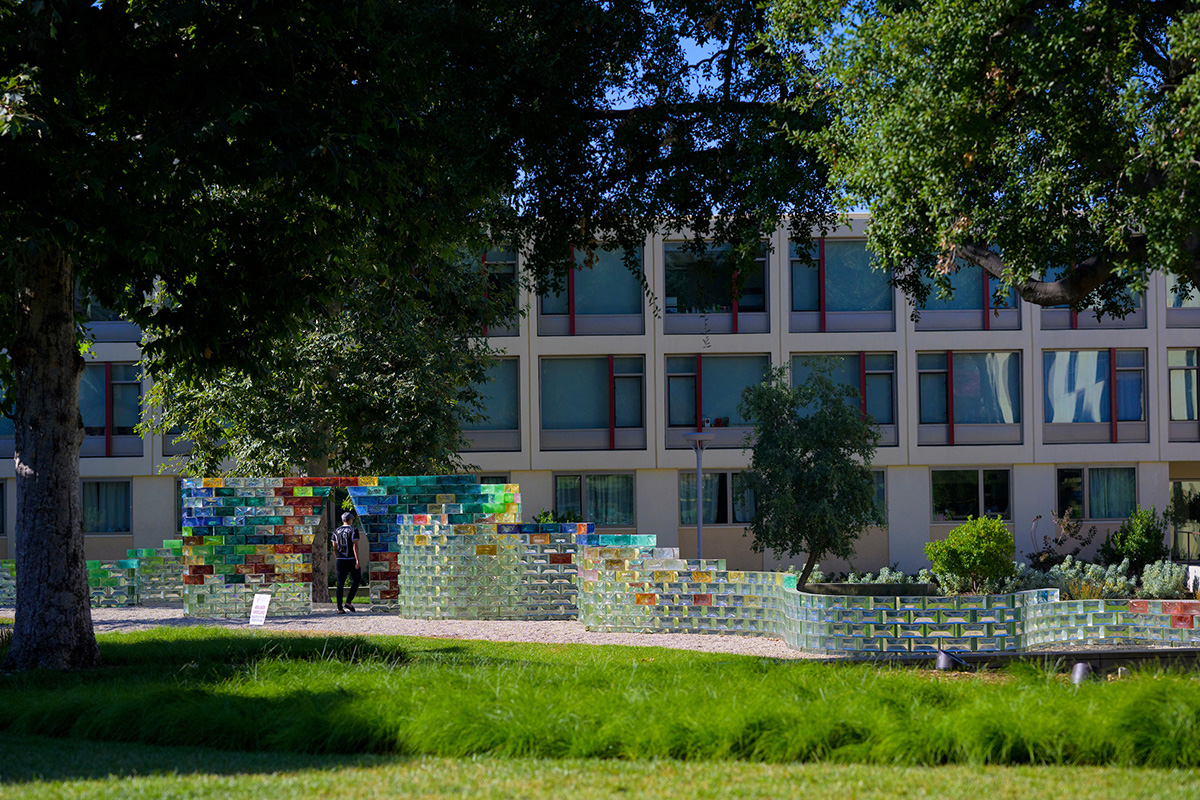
xmin=946 ymin=351 xmax=956 ymax=446
xmin=1109 ymin=347 xmax=1119 ymax=444
xmin=695 ymin=353 xmax=704 ymax=432
xmin=607 ymin=354 xmax=616 ymax=450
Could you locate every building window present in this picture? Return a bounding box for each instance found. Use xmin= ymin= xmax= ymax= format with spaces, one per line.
xmin=539 ymin=247 xmax=644 ymax=335
xmin=540 ymin=356 xmax=644 ymax=450
xmin=1040 ymin=266 xmax=1145 ymax=329
xmin=873 ymin=470 xmax=886 ymax=517
xmin=789 ymin=239 xmax=893 ymax=332
xmin=463 ymin=358 xmax=520 ymax=452
xmin=916 ymin=264 xmax=1020 ymax=330
xmin=931 ymin=469 xmax=1011 ymax=521
xmin=678 ymin=471 xmax=755 ymax=525
xmin=1169 ymin=349 xmax=1200 ymax=443
xmin=554 ymin=473 xmax=635 ymax=526
xmin=1168 ymin=274 xmax=1200 ymax=308
xmin=79 ymin=362 xmax=143 ymax=457
xmin=665 ymin=354 xmax=769 ymax=447
xmin=1170 ymin=350 xmax=1199 ymax=421
xmin=1043 ymin=349 xmax=1146 ymax=443
xmin=82 ymin=480 xmax=131 ymax=533
xmin=482 ymin=246 xmax=519 ymax=337
xmin=916 ymin=351 xmax=1022 ymax=445
xmin=1057 ymin=466 xmax=1136 ymax=520
xmin=174 ymin=477 xmax=182 ymax=534
xmin=663 ymin=241 xmax=768 ymax=333
xmin=478 ymin=474 xmax=509 ymax=484
xmin=791 ymin=352 xmax=897 ymax=446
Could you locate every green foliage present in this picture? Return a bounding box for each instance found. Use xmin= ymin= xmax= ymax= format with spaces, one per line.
xmin=844 ymin=565 xmax=934 ymax=585
xmin=1139 ymin=560 xmax=1188 ymax=600
xmin=1002 ymin=557 xmax=1144 ymax=600
xmin=771 ymin=0 xmax=1200 ymax=311
xmin=9 ymin=629 xmax=1200 ymax=766
xmin=9 ymin=735 xmax=1200 ymax=798
xmin=738 ymin=364 xmax=883 ymax=587
xmin=925 ymin=516 xmax=1016 ymax=594
xmin=1025 ymin=511 xmax=1098 ymax=572
xmin=1099 ymin=507 xmax=1170 ymax=577
xmin=533 ymin=508 xmax=582 ymax=524
xmin=140 ymin=241 xmax=503 ymax=477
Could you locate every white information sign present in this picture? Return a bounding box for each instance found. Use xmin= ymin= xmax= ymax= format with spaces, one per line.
xmin=249 ymin=593 xmax=272 ymax=626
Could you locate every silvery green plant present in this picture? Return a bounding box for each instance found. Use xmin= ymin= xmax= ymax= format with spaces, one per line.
xmin=1139 ymin=560 xmax=1188 ymax=600
xmin=1047 ymin=556 xmax=1137 ymax=600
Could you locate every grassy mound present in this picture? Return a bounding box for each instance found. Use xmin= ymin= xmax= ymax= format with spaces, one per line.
xmin=2 ymin=628 xmax=1199 ymax=766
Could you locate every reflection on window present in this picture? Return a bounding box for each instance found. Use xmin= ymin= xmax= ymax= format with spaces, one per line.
xmin=541 ymin=357 xmax=643 ymax=429
xmin=1043 ymin=350 xmax=1145 ymax=423
xmin=664 ymin=242 xmax=766 ymax=315
xmin=1168 ymin=274 xmax=1200 ymax=309
xmin=1169 ymin=350 xmax=1199 ymax=421
xmin=463 ymin=358 xmax=519 ymax=431
xmin=666 ymin=354 xmax=769 ymax=428
xmin=917 ymin=352 xmax=1021 ymax=425
xmin=80 ymin=363 xmax=142 ymax=438
xmin=790 ymin=239 xmax=892 ymax=313
xmin=931 ymin=469 xmax=1011 ymax=521
xmin=541 ymin=248 xmax=643 ymax=316
xmin=791 ymin=353 xmax=895 ymax=425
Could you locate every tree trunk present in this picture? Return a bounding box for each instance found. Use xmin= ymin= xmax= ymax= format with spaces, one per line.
xmin=304 ymin=455 xmax=331 ymax=604
xmin=3 ymin=246 xmax=100 ymax=670
xmin=796 ymin=551 xmax=820 ymax=592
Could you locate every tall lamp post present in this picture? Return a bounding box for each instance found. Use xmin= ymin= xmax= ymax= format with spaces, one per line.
xmin=682 ymin=432 xmax=716 ymax=560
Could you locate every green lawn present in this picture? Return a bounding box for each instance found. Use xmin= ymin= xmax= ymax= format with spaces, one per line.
xmin=2 ymin=628 xmax=1200 ymax=767
xmin=3 ymin=733 xmax=1199 ymax=799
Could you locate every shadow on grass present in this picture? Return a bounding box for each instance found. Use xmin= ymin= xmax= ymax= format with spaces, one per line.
xmin=0 ymin=732 xmax=404 ymax=784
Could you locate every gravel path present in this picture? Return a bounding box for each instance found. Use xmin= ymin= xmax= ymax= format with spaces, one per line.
xmin=0 ymin=605 xmax=819 ymax=660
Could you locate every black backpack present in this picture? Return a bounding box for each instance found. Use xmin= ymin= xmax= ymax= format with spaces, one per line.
xmin=331 ymin=525 xmax=356 ymax=559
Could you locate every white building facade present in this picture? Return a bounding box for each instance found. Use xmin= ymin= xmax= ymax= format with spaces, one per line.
xmin=2 ymin=214 xmax=1197 ymax=572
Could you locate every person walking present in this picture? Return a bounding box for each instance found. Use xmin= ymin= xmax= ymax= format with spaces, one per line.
xmin=332 ymin=511 xmax=362 ymax=614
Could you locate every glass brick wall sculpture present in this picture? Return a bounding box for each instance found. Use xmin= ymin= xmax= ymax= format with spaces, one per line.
xmin=349 ymin=476 xmax=594 ymax=619
xmin=180 ymin=477 xmax=336 ymax=617
xmin=86 ymin=559 xmax=140 ymax=607
xmin=127 ymin=540 xmax=185 ymax=602
xmin=0 ymin=560 xmax=15 ymax=605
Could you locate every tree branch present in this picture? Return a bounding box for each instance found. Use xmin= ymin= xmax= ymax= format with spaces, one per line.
xmin=955 ymin=238 xmax=1150 ymax=306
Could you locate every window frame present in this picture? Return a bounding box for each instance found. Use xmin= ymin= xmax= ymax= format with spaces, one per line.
xmin=1042 ymin=348 xmax=1148 ymax=444
xmin=916 ymin=350 xmax=1023 ymax=446
xmin=463 ymin=356 xmax=521 ymax=452
xmin=677 ymin=469 xmax=756 ymax=527
xmin=552 ymin=472 xmax=637 ymax=528
xmin=662 ymin=240 xmax=769 ymax=334
xmin=1167 ymin=349 xmax=1199 ymax=438
xmin=81 ymin=479 xmax=132 ymax=534
xmin=664 ymin=353 xmax=770 ymax=449
xmin=537 ymin=246 xmax=645 ymax=336
xmin=79 ymin=361 xmax=144 ymax=458
xmin=914 ymin=264 xmax=1021 ymax=331
xmin=539 ymin=355 xmax=646 ymax=451
xmin=930 ymin=467 xmax=1012 ymax=522
xmin=790 ymin=352 xmax=898 ymax=446
xmin=1056 ymin=465 xmax=1138 ymax=521
xmin=788 ymin=237 xmax=895 ymax=332
xmin=481 ymin=246 xmax=520 ymax=338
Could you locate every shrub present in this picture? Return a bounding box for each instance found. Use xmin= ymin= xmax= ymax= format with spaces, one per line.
xmin=925 ymin=516 xmax=1016 ymax=594
xmin=1139 ymin=559 xmax=1188 ymax=599
xmin=1099 ymin=507 xmax=1170 ymax=576
xmin=1048 ymin=555 xmax=1137 ymax=600
xmin=844 ymin=565 xmax=936 ymax=585
xmin=1024 ymin=510 xmax=1097 ymax=571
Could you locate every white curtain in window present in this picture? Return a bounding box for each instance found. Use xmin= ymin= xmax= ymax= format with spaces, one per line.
xmin=679 ymin=473 xmax=721 ymax=525
xmin=586 ymin=474 xmax=634 ymax=526
xmin=953 ymin=352 xmax=1020 ymax=424
xmin=82 ymin=481 xmax=131 ymax=533
xmin=1089 ymin=468 xmax=1136 ymax=519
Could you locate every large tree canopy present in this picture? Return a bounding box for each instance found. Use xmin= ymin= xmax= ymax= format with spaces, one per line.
xmin=0 ymin=0 xmax=552 ymax=670
xmin=1 ymin=0 xmax=837 ymax=670
xmin=771 ymin=0 xmax=1200 ymax=314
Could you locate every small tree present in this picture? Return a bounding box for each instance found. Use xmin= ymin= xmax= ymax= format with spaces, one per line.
xmin=737 ymin=364 xmax=884 ymax=589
